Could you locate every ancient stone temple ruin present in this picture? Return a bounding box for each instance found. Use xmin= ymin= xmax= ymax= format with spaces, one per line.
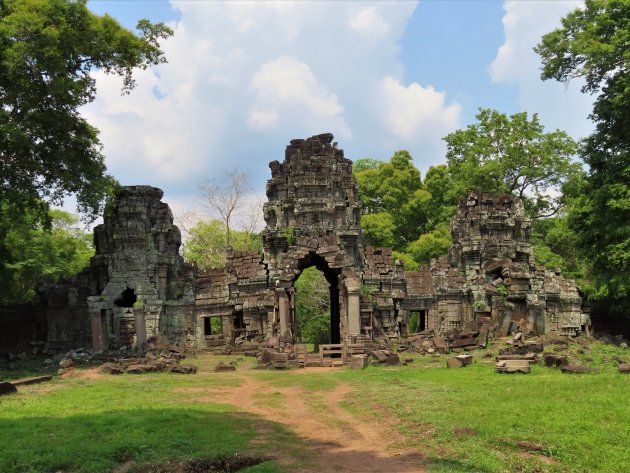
xmin=28 ymin=134 xmax=590 ymax=353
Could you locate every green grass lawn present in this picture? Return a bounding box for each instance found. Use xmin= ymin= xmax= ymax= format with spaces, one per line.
xmin=0 ymin=360 xmax=289 ymax=473
xmin=1 ymin=340 xmax=628 ymax=473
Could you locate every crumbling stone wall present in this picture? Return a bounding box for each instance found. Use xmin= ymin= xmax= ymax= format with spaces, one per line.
xmin=403 ymin=192 xmax=590 ymax=337
xmin=14 ymin=136 xmax=590 ymax=354
xmin=87 ymin=186 xmax=194 ymax=351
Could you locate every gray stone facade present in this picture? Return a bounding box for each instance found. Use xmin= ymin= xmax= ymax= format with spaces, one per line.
xmin=28 ymin=134 xmax=590 ymax=352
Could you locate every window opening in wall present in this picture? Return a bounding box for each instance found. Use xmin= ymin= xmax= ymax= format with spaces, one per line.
xmin=449 ymin=320 xmax=461 ymax=329
xmin=408 ymin=310 xmax=427 ymax=333
xmin=114 ymin=287 xmax=137 ymax=308
xmin=204 ymin=316 xmax=223 ymax=336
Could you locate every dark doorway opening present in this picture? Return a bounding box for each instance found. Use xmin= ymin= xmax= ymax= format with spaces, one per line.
xmin=294 ymin=252 xmax=341 ymax=348
xmin=409 ymin=310 xmax=427 ymax=333
xmin=114 ymin=287 xmax=137 ymax=308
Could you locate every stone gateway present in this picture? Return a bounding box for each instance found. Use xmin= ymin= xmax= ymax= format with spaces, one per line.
xmin=32 ymin=134 xmax=590 ymax=353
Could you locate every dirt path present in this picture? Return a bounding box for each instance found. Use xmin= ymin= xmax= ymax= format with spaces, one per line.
xmin=207 ymin=373 xmax=426 ymax=473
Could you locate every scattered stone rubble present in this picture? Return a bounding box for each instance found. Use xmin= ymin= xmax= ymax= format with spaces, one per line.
xmin=13 ymin=134 xmax=592 ymax=355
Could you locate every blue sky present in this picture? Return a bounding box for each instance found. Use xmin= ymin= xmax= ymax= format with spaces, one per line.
xmin=83 ymin=0 xmax=593 ymax=220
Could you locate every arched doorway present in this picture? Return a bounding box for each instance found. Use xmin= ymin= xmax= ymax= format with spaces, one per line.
xmin=292 ymin=252 xmax=341 ymax=346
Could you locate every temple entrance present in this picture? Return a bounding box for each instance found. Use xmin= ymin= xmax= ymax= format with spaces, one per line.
xmin=292 ymin=253 xmax=341 ymax=347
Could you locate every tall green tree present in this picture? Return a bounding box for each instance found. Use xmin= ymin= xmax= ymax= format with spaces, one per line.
xmin=0 ymin=205 xmax=94 ymax=304
xmin=354 ymin=151 xmax=435 ymax=248
xmin=536 ymin=0 xmax=630 ymax=308
xmin=0 ymin=0 xmax=172 ymax=223
xmin=444 ymin=108 xmax=580 ymax=218
xmin=182 ymin=219 xmax=261 ymax=270
xmin=353 ymin=153 xmax=456 ymax=268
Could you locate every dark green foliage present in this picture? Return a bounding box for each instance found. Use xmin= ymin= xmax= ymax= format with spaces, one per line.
xmin=0 ymin=0 xmax=172 ymax=223
xmin=406 ymin=223 xmax=452 ymax=266
xmin=531 ymin=216 xmax=587 ymax=285
xmin=294 ymin=267 xmax=330 ymax=348
xmin=537 ymin=0 xmax=630 ymax=309
xmin=0 ymin=205 xmax=94 ymax=303
xmin=353 ymin=152 xmax=456 ymax=268
xmin=444 ymin=108 xmax=580 ymax=218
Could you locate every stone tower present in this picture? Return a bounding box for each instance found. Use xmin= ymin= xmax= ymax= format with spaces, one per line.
xmin=260 ymin=133 xmax=364 ymax=343
xmin=88 ymin=186 xmax=189 ymax=351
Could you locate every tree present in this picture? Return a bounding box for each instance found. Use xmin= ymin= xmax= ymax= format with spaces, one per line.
xmin=0 ymin=205 xmax=94 ymax=304
xmin=199 ymin=167 xmax=253 ymax=246
xmin=536 ymin=0 xmax=630 ymax=308
xmin=294 ymin=267 xmax=330 ymax=348
xmin=444 ymin=108 xmax=580 ymax=218
xmin=353 ymin=152 xmax=454 ymax=267
xmin=182 ymin=219 xmax=261 ymax=270
xmin=352 ymin=158 xmax=383 ymax=173
xmin=406 ymin=223 xmax=452 ymax=266
xmin=361 ymin=212 xmax=396 ymax=248
xmin=0 ymin=0 xmax=172 ymax=224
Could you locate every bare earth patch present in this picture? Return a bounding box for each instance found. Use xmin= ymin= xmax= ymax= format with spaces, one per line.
xmin=191 ymin=372 xmax=427 ymax=473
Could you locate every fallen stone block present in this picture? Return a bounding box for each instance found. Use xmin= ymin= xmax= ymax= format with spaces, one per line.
xmin=258 ymin=348 xmax=276 ymax=364
xmin=270 ymin=352 xmax=289 ymax=364
xmin=214 ymin=362 xmax=235 ymax=372
xmin=0 ymin=382 xmax=18 ymax=396
xmin=351 ymin=355 xmax=369 ymax=370
xmin=447 ymin=357 xmax=464 ymax=368
xmin=543 ymin=354 xmax=569 ymax=368
xmin=618 ymin=363 xmax=630 ymax=374
xmin=10 ymin=375 xmax=53 ymax=386
xmin=456 ymin=354 xmax=473 ymax=366
xmin=372 ymin=350 xmax=389 ymax=362
xmin=171 ymin=365 xmax=197 ymax=374
xmin=495 ymin=360 xmax=531 ymax=374
xmin=384 ymin=354 xmax=400 ymax=366
xmin=125 ymin=363 xmax=157 ymax=374
xmin=99 ymin=362 xmax=123 ymax=375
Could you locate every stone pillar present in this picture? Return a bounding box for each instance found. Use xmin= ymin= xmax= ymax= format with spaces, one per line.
xmin=90 ymin=313 xmax=103 ymax=352
xmin=134 ymin=309 xmax=147 ymax=348
xmin=345 ymin=277 xmax=361 ymax=335
xmin=277 ymin=289 xmax=290 ymax=338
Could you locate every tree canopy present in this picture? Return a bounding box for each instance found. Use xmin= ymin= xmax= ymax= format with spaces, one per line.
xmin=353 ymin=153 xmax=455 ymax=269
xmin=182 ymin=219 xmax=261 ymax=270
xmin=0 ymin=205 xmax=94 ymax=304
xmin=537 ymin=0 xmax=630 ymax=309
xmin=0 ymin=0 xmax=172 ymax=223
xmin=443 ymin=108 xmax=580 ymax=218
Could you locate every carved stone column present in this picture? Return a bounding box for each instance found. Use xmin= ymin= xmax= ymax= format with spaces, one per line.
xmin=345 ymin=277 xmax=361 ymax=336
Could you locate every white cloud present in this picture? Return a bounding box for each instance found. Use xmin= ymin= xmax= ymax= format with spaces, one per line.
xmin=350 ymin=8 xmax=390 ymax=37
xmin=381 ymin=76 xmax=461 ymax=142
xmin=83 ymin=0 xmax=464 ymax=208
xmin=248 ymin=57 xmax=351 ymax=138
xmin=490 ymin=1 xmax=593 ymax=139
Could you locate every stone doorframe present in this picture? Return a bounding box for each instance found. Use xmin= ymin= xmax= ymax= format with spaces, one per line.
xmin=271 ymin=251 xmax=362 ymax=345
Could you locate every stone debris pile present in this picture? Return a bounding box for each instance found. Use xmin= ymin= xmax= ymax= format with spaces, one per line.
xmin=98 ymin=346 xmax=197 ymax=375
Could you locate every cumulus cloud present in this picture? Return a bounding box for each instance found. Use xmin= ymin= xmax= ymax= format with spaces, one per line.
xmin=248 ymin=57 xmax=351 ymax=138
xmin=83 ymin=0 xmax=462 ymax=210
xmin=489 ymin=1 xmax=593 ymax=139
xmin=381 ymin=76 xmax=460 ymax=144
